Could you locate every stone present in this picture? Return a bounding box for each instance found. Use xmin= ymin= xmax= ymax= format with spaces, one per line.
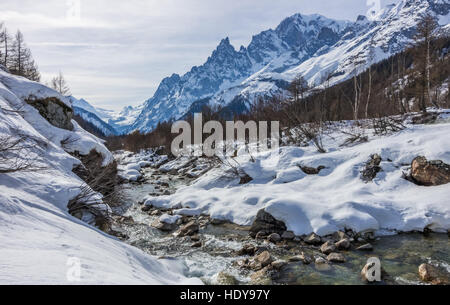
xmin=356 ymin=243 xmax=373 ymax=251
xmin=176 ymin=220 xmax=199 ymax=237
xmin=281 ymin=231 xmax=296 ymax=240
xmin=361 ymin=154 xmax=382 ymax=182
xmin=237 ymin=244 xmax=257 ymax=256
xmin=268 ymin=233 xmax=281 ymax=243
xmin=151 ymin=220 xmax=176 ymax=232
xmin=271 ymin=260 xmax=287 ymax=270
xmin=289 ymin=252 xmax=312 ymax=265
xmin=255 ymin=231 xmax=268 ymax=240
xmin=216 ymin=272 xmax=238 ymax=285
xmin=327 ymin=253 xmax=346 ymax=263
xmin=320 ymin=241 xmax=337 ymax=255
xmin=250 ymin=209 xmax=287 ymax=235
xmin=305 ymin=233 xmax=322 ymax=245
xmin=315 ymin=257 xmax=327 ymax=264
xmin=255 ymin=251 xmax=273 ymax=267
xmin=335 ymin=238 xmax=351 ymax=250
xmin=418 ymin=263 xmax=450 ymax=285
xmin=250 ymin=267 xmax=272 ymax=285
xmin=331 ymin=231 xmax=348 ymax=241
xmin=411 ymin=156 xmax=450 ymax=186
xmin=299 ymin=165 xmax=326 ymax=175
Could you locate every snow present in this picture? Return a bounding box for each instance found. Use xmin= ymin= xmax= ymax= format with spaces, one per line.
xmin=0 ymin=70 xmax=200 ymax=284
xmin=145 ymin=117 xmax=450 ymax=237
xmin=116 ymin=149 xmax=168 ymax=182
xmin=160 ymin=214 xmax=182 ymax=225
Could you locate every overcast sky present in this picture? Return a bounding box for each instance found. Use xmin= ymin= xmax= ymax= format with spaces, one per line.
xmin=0 ymin=0 xmax=399 ymax=111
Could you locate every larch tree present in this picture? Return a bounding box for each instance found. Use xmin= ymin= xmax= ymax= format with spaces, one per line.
xmin=8 ymin=30 xmax=41 ymax=82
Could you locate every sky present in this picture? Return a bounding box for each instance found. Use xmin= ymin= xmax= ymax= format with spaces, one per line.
xmin=0 ymin=0 xmax=400 ymax=111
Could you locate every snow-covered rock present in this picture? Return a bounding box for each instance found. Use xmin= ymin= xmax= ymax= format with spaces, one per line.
xmin=0 ymin=70 xmax=200 ymax=284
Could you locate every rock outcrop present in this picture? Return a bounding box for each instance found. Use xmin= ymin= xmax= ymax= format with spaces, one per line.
xmin=26 ymin=96 xmax=74 ymax=130
xmin=411 ymin=156 xmax=450 ymax=186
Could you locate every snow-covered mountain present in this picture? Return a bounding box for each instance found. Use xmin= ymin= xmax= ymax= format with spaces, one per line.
xmin=130 ymin=0 xmax=449 ymax=133
xmin=69 ymin=96 xmax=142 ymax=135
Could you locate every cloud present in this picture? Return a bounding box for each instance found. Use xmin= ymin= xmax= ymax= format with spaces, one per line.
xmin=0 ymin=0 xmax=400 ymax=110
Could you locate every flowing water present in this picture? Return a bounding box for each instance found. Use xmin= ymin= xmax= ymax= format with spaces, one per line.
xmin=113 ymin=167 xmax=450 ymax=285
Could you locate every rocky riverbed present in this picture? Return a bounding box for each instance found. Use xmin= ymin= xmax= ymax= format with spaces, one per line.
xmin=109 ymin=161 xmax=450 ymax=285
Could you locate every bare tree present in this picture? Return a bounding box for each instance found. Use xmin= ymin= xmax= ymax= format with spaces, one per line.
xmin=0 ymin=23 xmax=11 ymax=68
xmin=349 ymin=54 xmax=365 ymax=121
xmin=0 ymin=131 xmax=46 ymax=174
xmin=414 ymin=13 xmax=439 ymax=112
xmin=51 ymin=71 xmax=71 ymax=96
xmin=365 ymin=36 xmax=376 ymax=118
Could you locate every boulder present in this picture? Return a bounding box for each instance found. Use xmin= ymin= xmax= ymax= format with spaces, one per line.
xmin=289 ymin=252 xmax=312 ymax=265
xmin=26 ymin=97 xmax=74 ymax=131
xmin=335 ymin=238 xmax=351 ymax=250
xmin=268 ymin=233 xmax=281 ymax=243
xmin=250 ymin=209 xmax=287 ymax=235
xmin=304 ymin=233 xmax=322 ymax=245
xmin=418 ymin=263 xmax=450 ymax=285
xmin=271 ymin=260 xmax=288 ymax=270
xmin=237 ymin=244 xmax=257 ymax=256
xmin=411 ymin=157 xmax=450 ymax=186
xmin=320 ymin=241 xmax=337 ymax=255
xmin=281 ymin=231 xmax=296 ymax=240
xmin=255 ymin=251 xmax=273 ymax=267
xmin=327 ymin=253 xmax=346 ymax=263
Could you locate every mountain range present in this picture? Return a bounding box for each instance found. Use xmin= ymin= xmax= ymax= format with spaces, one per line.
xmin=73 ymin=0 xmax=450 ymax=134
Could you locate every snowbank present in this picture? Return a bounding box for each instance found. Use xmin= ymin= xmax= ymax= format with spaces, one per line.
xmin=116 ymin=150 xmax=168 ymax=182
xmin=0 ymin=71 xmax=200 ymax=284
xmin=146 ymin=118 xmax=450 ymax=236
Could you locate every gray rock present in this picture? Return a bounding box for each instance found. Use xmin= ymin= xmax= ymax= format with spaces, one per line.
xmin=335 ymin=238 xmax=351 ymax=250
xmin=281 ymin=231 xmax=296 ymax=240
xmin=151 ymin=220 xmax=176 ymax=232
xmin=268 ymin=233 xmax=281 ymax=243
xmin=271 ymin=260 xmax=287 ymax=270
xmin=305 ymin=233 xmax=322 ymax=245
xmin=327 ymin=253 xmax=346 ymax=263
xmin=320 ymin=241 xmax=337 ymax=255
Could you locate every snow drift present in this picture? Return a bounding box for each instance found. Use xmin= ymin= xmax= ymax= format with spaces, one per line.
xmin=0 ymin=70 xmax=200 ymax=284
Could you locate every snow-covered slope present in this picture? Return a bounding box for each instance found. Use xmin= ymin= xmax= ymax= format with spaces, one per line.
xmin=131 ymin=0 xmax=449 ymax=132
xmin=145 ymin=113 xmax=450 ymax=236
xmin=69 ymin=96 xmax=142 ymax=135
xmin=0 ymin=70 xmax=200 ymax=284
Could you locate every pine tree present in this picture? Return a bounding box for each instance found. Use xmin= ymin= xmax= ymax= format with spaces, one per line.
xmin=50 ymin=72 xmax=71 ymax=96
